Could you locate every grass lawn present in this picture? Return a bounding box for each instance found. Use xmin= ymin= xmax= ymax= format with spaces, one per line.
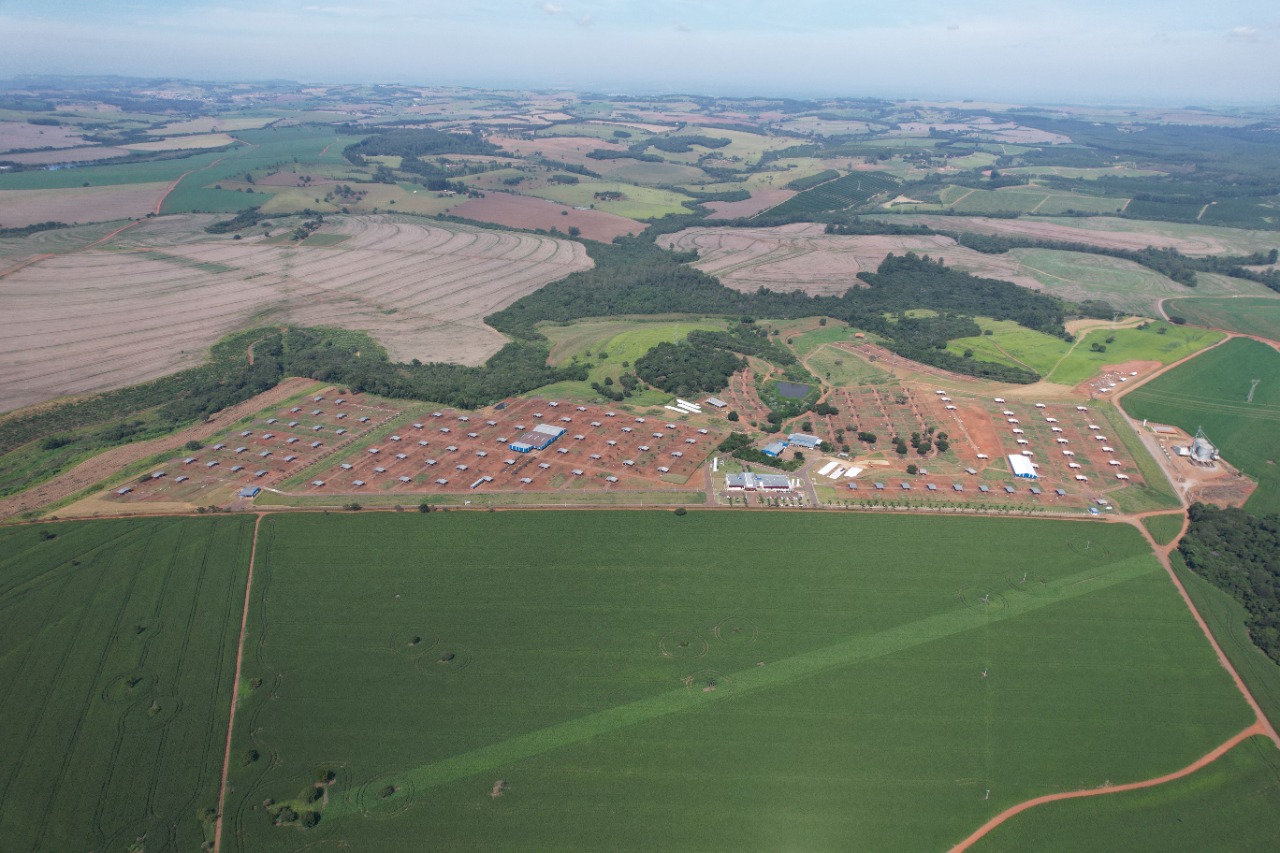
xmin=968 ymin=735 xmax=1280 ymax=852
xmin=1121 ymin=338 xmax=1280 ymax=514
xmin=1165 ymin=295 xmax=1280 ymax=343
xmin=1046 ymin=324 xmax=1223 ymax=386
xmin=222 ymin=511 xmax=1249 ymax=852
xmin=0 ymin=516 xmax=254 ymax=851
xmin=806 ymin=343 xmax=893 ymax=386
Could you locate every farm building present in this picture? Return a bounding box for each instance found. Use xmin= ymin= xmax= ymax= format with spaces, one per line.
xmin=509 ymin=423 xmax=567 ymax=453
xmin=761 ymin=440 xmax=789 ymax=458
xmin=725 ymin=472 xmax=792 ymax=492
xmin=1007 ymin=454 xmax=1038 ymax=479
xmin=787 ymin=433 xmax=822 ymax=450
xmin=705 ymin=397 xmax=727 ymax=408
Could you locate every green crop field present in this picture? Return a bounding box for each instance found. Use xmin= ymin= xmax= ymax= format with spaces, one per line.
xmin=223 ymin=511 xmax=1249 ymax=852
xmin=968 ymin=736 xmax=1280 ymax=853
xmin=1141 ymin=513 xmax=1185 ymax=546
xmin=1165 ymin=296 xmax=1280 ymax=342
xmin=942 ymin=187 xmax=1128 ymax=216
xmin=1121 ymin=338 xmax=1280 ymax=514
xmin=945 ymin=319 xmax=1071 ymax=376
xmin=1045 ymin=324 xmax=1223 ymax=386
xmin=524 ymin=181 xmax=693 ymax=220
xmin=0 ymin=516 xmax=254 ymax=851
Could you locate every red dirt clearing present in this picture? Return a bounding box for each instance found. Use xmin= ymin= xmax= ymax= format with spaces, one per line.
xmin=703 ymin=189 xmax=797 ymax=219
xmin=450 ymin=192 xmax=643 ymax=242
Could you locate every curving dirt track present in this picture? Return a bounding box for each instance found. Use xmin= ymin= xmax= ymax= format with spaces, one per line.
xmin=0 ymin=377 xmax=317 ymax=520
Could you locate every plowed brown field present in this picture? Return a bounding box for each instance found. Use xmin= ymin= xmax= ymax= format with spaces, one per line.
xmin=0 ymin=214 xmax=591 ymax=413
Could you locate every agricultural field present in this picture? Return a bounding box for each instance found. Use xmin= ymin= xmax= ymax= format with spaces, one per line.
xmin=1164 ymin=295 xmax=1280 ymax=342
xmin=945 ymin=319 xmax=1071 ymax=377
xmin=0 ymin=516 xmax=254 ymax=852
xmin=0 ymin=214 xmax=591 ymax=413
xmin=222 ymin=511 xmax=1250 ymax=851
xmin=1008 ymin=249 xmax=1271 ymax=316
xmin=968 ymin=736 xmax=1280 ymax=853
xmin=1045 ymin=323 xmax=1223 ymax=387
xmin=886 ymin=214 xmax=1280 ymax=256
xmin=0 ymin=182 xmax=170 ymax=228
xmin=522 ymin=181 xmax=693 ymax=220
xmin=765 ymin=170 xmax=900 ymax=217
xmin=1142 ymin=513 xmax=1185 ymax=546
xmin=449 ymin=191 xmax=643 ymax=242
xmin=1121 ymin=338 xmax=1280 ymax=514
xmin=660 ymin=225 xmax=1043 ymax=296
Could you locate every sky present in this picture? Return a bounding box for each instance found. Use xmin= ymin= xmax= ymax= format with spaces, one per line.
xmin=0 ymin=0 xmax=1277 ymax=104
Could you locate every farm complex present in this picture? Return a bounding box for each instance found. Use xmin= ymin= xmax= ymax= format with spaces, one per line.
xmin=3 ymin=78 xmax=1280 ymax=853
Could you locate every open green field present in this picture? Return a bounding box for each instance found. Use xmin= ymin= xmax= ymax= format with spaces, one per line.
xmin=540 ymin=317 xmax=729 ymax=404
xmin=943 ymin=187 xmax=1128 ymax=216
xmin=1121 ymin=338 xmax=1280 ymax=514
xmin=0 ymin=516 xmax=254 ymax=851
xmin=1009 ymin=249 xmax=1270 ymax=316
xmin=1142 ymin=513 xmax=1185 ymax=546
xmin=1046 ymin=324 xmax=1223 ymax=386
xmin=946 ymin=319 xmax=1071 ymax=376
xmin=969 ymin=735 xmax=1280 ymax=852
xmin=524 ymin=181 xmax=692 ymax=220
xmin=223 ymin=511 xmax=1249 ymax=851
xmin=1165 ymin=295 xmax=1280 ymax=342
xmin=806 ymin=343 xmax=893 ymax=386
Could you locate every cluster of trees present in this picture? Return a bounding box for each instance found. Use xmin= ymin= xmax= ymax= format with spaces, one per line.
xmin=645 ymin=135 xmax=731 ymax=153
xmin=634 ymin=340 xmax=746 ymax=397
xmin=343 ymin=127 xmax=499 ymax=162
xmin=1179 ymin=503 xmax=1280 ymax=664
xmin=204 ymin=207 xmax=267 ymax=234
xmin=0 ymin=221 xmax=70 ymax=238
xmin=487 ymin=242 xmax=1072 ymax=385
xmin=717 ymin=432 xmax=807 ymax=471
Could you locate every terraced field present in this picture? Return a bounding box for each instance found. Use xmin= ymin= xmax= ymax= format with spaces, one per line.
xmin=0 ymin=214 xmax=591 ymax=413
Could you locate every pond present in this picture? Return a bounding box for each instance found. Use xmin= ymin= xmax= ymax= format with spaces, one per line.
xmin=775 ymin=381 xmax=811 ymax=399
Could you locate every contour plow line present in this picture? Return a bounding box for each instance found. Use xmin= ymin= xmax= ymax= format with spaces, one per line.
xmin=949 ymin=723 xmax=1270 ymax=852
xmin=326 ymin=554 xmax=1159 ymax=821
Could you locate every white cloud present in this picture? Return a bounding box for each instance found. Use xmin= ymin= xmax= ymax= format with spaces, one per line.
xmin=1227 ymin=25 xmax=1261 ymax=41
xmin=542 ymin=2 xmax=566 ymax=14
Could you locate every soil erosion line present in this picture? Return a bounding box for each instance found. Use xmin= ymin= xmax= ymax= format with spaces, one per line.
xmin=949 ymin=723 xmax=1268 ymax=852
xmin=213 ymin=512 xmax=263 ymax=853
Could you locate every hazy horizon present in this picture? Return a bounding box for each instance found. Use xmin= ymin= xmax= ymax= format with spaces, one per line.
xmin=1 ymin=1 xmax=1277 ymax=107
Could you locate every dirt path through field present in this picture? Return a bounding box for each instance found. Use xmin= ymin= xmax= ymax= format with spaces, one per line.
xmin=213 ymin=511 xmax=263 ymax=853
xmin=0 ymin=377 xmax=318 ymax=520
xmin=949 ymin=723 xmax=1270 ymax=852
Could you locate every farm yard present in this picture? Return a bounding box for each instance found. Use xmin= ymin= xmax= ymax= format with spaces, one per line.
xmin=1121 ymin=338 xmax=1280 ymax=514
xmin=0 ymin=516 xmax=254 ymax=852
xmin=0 ymin=214 xmax=591 ymax=413
xmin=221 ymin=511 xmax=1251 ymax=852
xmin=103 ymin=393 xmax=731 ymax=509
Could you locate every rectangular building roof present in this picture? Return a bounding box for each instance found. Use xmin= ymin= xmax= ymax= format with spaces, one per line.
xmin=1007 ymin=454 xmax=1038 ymax=479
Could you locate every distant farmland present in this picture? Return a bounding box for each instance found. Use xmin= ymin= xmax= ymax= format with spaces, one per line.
xmin=0 ymin=516 xmax=253 ymax=851
xmin=225 ymin=511 xmax=1247 ymax=852
xmin=764 ymin=170 xmax=899 ymax=217
xmin=0 ymin=214 xmax=591 ymax=413
xmin=1121 ymin=337 xmax=1280 ymax=513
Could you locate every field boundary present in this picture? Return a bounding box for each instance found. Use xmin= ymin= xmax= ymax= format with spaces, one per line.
xmin=212 ymin=512 xmax=262 ymax=853
xmin=950 ymin=725 xmax=1268 ymax=851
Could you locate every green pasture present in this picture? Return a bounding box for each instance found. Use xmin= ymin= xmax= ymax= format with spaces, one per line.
xmin=1141 ymin=513 xmax=1185 ymax=546
xmin=1009 ymin=249 xmax=1269 ymax=315
xmin=944 ymin=186 xmax=1128 ymax=216
xmin=781 ymin=322 xmax=867 ymax=358
xmin=534 ymin=121 xmax=656 ymax=141
xmin=523 ymin=181 xmax=692 ymax=220
xmin=806 ymin=343 xmax=892 ymax=386
xmin=1046 ymin=323 xmax=1223 ymax=386
xmin=1165 ymin=295 xmax=1280 ymax=342
xmin=945 ymin=319 xmax=1071 ymax=377
xmin=539 ymin=317 xmax=729 ymax=403
xmin=969 ymin=735 xmax=1280 ymax=853
xmin=1121 ymin=338 xmax=1280 ymax=514
xmin=223 ymin=511 xmax=1249 ymax=852
xmin=0 ymin=148 xmax=234 ymax=190
xmin=660 ymin=128 xmax=798 ymax=166
xmin=0 ymin=516 xmax=254 ymax=851
xmin=1033 ymin=217 xmax=1280 ymax=256
xmin=1001 ymin=166 xmax=1168 ymax=180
